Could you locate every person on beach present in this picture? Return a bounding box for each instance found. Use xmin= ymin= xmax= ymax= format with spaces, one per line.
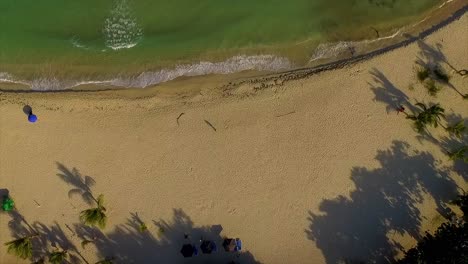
xmin=23 ymin=105 xmax=37 ymax=123
xmin=396 ymin=105 xmax=405 ymax=115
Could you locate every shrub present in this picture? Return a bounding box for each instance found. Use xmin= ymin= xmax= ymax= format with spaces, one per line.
xmin=423 ymin=79 xmax=441 ymax=97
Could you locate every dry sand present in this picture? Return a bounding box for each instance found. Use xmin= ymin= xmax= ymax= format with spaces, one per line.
xmin=1 ymin=11 xmax=467 ymax=264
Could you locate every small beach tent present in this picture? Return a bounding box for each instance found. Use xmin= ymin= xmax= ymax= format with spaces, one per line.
xmin=200 ymin=240 xmax=217 ymax=254
xmin=180 ymin=244 xmax=198 ymax=258
xmin=2 ymin=196 xmax=14 ymax=211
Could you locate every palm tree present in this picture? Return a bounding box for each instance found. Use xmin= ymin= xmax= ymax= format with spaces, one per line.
xmin=4 ymin=234 xmax=38 ymax=260
xmin=406 ymin=103 xmax=445 ymax=132
xmin=447 ymin=146 xmax=468 ymax=162
xmin=80 ymin=194 xmax=107 ymax=229
xmin=445 ymin=121 xmax=466 ymax=138
xmin=49 ymin=250 xmax=68 ymax=264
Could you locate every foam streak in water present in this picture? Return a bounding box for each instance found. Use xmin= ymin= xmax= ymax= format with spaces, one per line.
xmin=103 ymin=0 xmax=143 ymax=50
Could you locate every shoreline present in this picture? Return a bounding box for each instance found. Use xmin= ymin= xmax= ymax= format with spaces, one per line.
xmin=0 ymin=0 xmax=466 ymax=94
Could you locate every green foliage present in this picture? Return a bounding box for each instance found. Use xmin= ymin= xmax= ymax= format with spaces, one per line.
xmin=445 ymin=121 xmax=466 ymax=138
xmin=80 ymin=194 xmax=107 ymax=229
xmin=139 ymin=222 xmax=148 ymax=232
xmin=49 ymin=250 xmax=68 ymax=264
xmin=433 ymin=67 xmax=450 ymax=82
xmin=2 ymin=195 xmax=14 ymax=211
xmin=423 ymin=79 xmax=441 ymax=97
xmin=447 ymin=146 xmax=468 ymax=163
xmin=416 ymin=68 xmax=430 ymax=82
xmin=406 ymin=103 xmax=445 ymax=132
xmin=4 ymin=235 xmax=36 ymax=260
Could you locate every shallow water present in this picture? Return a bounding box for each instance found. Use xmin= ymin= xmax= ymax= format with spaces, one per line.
xmin=0 ymin=0 xmax=442 ymax=89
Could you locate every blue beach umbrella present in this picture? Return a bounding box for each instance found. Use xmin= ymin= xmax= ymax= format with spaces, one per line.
xmin=28 ymin=114 xmax=38 ymax=123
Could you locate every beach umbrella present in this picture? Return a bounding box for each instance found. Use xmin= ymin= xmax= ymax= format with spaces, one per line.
xmin=28 ymin=114 xmax=37 ymax=123
xmin=223 ymin=239 xmax=236 ymax=252
xmin=180 ymin=244 xmax=196 ymax=258
xmin=200 ymin=240 xmax=217 ymax=254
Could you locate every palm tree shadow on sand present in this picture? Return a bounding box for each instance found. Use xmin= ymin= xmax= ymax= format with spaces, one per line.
xmin=415 ymin=40 xmax=467 ymax=98
xmin=74 ymin=208 xmax=260 ymax=264
xmin=306 ymin=140 xmax=462 ymax=264
xmin=56 ymin=162 xmax=97 ymax=205
xmin=369 ymin=68 xmax=416 ymax=114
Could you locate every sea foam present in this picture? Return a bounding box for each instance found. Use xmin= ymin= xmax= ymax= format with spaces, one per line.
xmin=0 ymin=55 xmax=292 ymax=90
xmin=103 ymin=0 xmax=143 ymax=50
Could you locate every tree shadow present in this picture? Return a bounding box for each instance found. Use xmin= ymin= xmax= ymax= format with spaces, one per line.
xmin=56 ymin=162 xmax=97 ymax=205
xmin=416 ymin=40 xmax=467 ymax=76
xmin=437 ymin=114 xmax=468 ymax=180
xmin=5 ymin=208 xmax=86 ymax=263
xmin=74 ymin=208 xmax=260 ymax=264
xmin=369 ymin=68 xmax=416 ymax=114
xmin=306 ymin=140 xmax=461 ymax=264
xmin=415 ymin=40 xmax=467 ymax=97
xmin=32 ymin=221 xmax=85 ymax=264
xmin=0 ymin=188 xmax=9 ymax=200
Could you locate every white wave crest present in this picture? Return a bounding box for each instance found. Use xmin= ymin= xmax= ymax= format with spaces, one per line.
xmin=103 ymin=0 xmax=143 ymax=50
xmin=0 ymin=55 xmax=292 ymax=90
xmin=110 ymin=55 xmax=292 ymax=88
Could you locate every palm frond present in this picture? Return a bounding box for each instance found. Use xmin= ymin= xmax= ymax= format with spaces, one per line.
xmin=4 ymin=236 xmax=35 ymax=260
xmin=96 ymin=194 xmax=105 ymax=209
xmin=139 ymin=223 xmax=148 ymax=232
xmin=80 ymin=194 xmax=107 ymax=229
xmin=415 ymin=102 xmax=427 ymax=111
xmin=447 ymin=146 xmax=468 ymax=162
xmin=49 ymin=250 xmax=68 ymax=264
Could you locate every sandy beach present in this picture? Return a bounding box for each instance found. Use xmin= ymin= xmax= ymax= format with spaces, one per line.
xmin=1 ymin=7 xmax=467 ymax=264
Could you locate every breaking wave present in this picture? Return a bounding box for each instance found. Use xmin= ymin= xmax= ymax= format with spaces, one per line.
xmin=0 ymin=55 xmax=292 ymax=90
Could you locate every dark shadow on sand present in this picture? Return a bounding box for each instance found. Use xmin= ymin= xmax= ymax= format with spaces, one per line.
xmin=415 ymin=40 xmax=467 ymax=97
xmin=74 ymin=208 xmax=260 ymax=264
xmin=56 ymin=162 xmax=97 ymax=205
xmin=22 ymin=105 xmax=32 ymax=116
xmin=306 ymin=140 xmax=462 ymax=264
xmin=369 ymin=68 xmax=416 ymax=114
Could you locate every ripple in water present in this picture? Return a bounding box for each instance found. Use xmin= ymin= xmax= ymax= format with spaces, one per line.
xmin=103 ymin=0 xmax=143 ymax=50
